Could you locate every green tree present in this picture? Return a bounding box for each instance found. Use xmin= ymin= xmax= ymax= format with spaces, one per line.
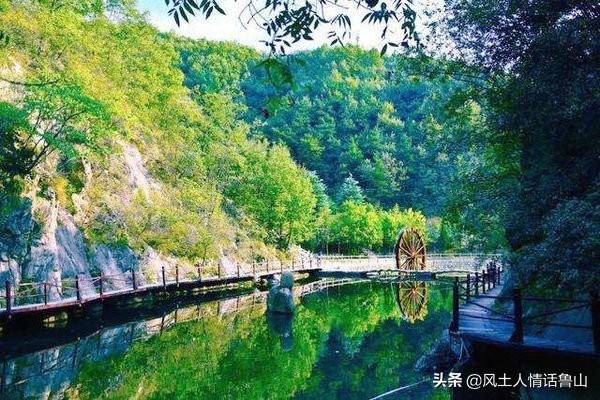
xmin=229 ymin=144 xmax=317 ymax=248
xmin=439 ymin=0 xmax=599 ymax=288
xmin=330 ymin=201 xmax=383 ymax=254
xmin=337 ymin=174 xmax=365 ymax=205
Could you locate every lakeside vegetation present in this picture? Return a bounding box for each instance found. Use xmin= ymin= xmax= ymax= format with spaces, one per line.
xmin=0 ymin=0 xmax=492 ymax=274
xmin=0 ymin=0 xmax=598 ymax=293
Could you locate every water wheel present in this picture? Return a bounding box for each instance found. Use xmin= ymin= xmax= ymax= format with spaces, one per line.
xmin=395 ymin=227 xmax=427 ymax=270
xmin=396 ymin=281 xmax=429 ymax=323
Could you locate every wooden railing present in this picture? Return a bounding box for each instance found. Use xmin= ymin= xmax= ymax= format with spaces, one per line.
xmin=1 ymin=253 xmax=499 ymax=314
xmin=0 ymin=256 xmax=323 ymax=313
xmin=449 ymin=264 xmax=600 ymax=353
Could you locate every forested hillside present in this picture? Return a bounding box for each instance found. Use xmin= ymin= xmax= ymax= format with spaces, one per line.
xmin=177 ymin=40 xmax=503 ymax=253
xmin=0 ymin=0 xmax=501 ymax=288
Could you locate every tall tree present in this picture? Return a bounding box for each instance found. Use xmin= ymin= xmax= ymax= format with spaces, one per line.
xmin=439 ymin=0 xmax=600 ymax=289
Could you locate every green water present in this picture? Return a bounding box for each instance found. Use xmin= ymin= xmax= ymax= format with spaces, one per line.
xmin=1 ymin=280 xmax=453 ymax=399
xmin=72 ymin=281 xmax=451 ymax=399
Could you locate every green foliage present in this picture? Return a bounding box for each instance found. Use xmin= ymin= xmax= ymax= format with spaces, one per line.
xmin=0 ymin=102 xmax=34 ymax=182
xmin=0 ymin=1 xmax=326 ymax=261
xmin=330 ymin=201 xmax=383 ymax=254
xmin=439 ymin=0 xmax=599 ymax=288
xmin=1 ymin=0 xmax=513 ymax=264
xmin=227 ymin=143 xmax=317 ymax=248
xmin=24 ymin=83 xmax=111 ymax=162
xmin=164 ymin=0 xmax=419 ymax=55
xmin=180 ymin=43 xmax=497 ymax=253
xmin=380 ymin=206 xmax=427 ymax=253
xmin=326 ymin=201 xmax=426 ymax=255
xmin=337 ymin=174 xmax=365 ymax=205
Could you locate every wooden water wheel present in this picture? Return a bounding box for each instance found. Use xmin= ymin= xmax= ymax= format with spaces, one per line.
xmin=395 ymin=227 xmax=427 ymax=270
xmin=396 ymin=281 xmax=429 ymax=323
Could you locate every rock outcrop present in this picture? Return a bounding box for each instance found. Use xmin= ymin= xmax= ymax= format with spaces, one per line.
xmin=0 ymin=197 xmax=35 ymax=285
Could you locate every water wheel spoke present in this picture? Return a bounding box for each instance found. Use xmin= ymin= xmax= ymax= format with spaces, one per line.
xmin=398 ymin=257 xmax=412 ymax=269
xmin=395 ymin=228 xmax=426 ymax=271
xmin=399 ymin=240 xmax=412 ymax=254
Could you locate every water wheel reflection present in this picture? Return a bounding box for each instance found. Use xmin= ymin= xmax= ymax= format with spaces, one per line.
xmin=395 ymin=227 xmax=427 ymax=270
xmin=396 ymin=281 xmax=429 ymax=323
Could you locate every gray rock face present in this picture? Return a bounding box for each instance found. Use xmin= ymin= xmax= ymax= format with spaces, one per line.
xmin=0 ymin=198 xmax=35 ymax=285
xmin=26 ymin=200 xmax=93 ymax=283
xmin=91 ymin=244 xmax=142 ymax=290
xmin=55 ymin=208 xmax=91 ymax=277
xmin=24 ymin=198 xmax=59 ymax=282
xmin=267 ymin=271 xmax=295 ymax=314
xmin=92 ymin=244 xmax=139 ymax=275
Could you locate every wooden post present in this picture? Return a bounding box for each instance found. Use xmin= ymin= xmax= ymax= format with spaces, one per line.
xmin=162 ymin=266 xmax=166 ymax=289
xmin=237 ymin=262 xmax=240 ymax=277
xmin=591 ymin=292 xmax=600 ymax=353
xmin=175 ymin=264 xmax=179 ymax=285
xmin=43 ymin=282 xmax=48 ymax=305
xmin=465 ymin=274 xmax=470 ymax=302
xmin=5 ymin=280 xmax=11 ymax=314
xmin=482 ymin=271 xmax=487 ymax=293
xmin=474 ymin=272 xmax=479 ymax=295
xmin=510 ymin=288 xmax=524 ymax=343
xmin=292 ymin=259 xmax=295 ymax=270
xmin=131 ymin=269 xmax=137 ymax=291
xmin=76 ymin=275 xmax=82 ymax=303
xmin=252 ymin=261 xmax=256 ymax=276
xmin=450 ymin=277 xmax=459 ymax=332
xmin=99 ymin=272 xmax=104 ymax=298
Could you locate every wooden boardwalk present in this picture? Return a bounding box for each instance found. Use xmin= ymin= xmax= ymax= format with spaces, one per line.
xmin=450 ymin=271 xmax=598 ymax=359
xmin=0 ymin=254 xmax=493 ymax=324
xmin=0 ymin=266 xmax=322 ymax=324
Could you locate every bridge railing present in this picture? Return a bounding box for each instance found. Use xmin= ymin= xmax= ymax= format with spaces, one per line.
xmin=318 ymin=253 xmax=499 ymax=272
xmin=449 ymin=264 xmax=600 ymax=353
xmin=319 ymin=253 xmax=501 ymax=259
xmin=0 ymin=256 xmax=324 ymax=313
xmin=1 ymin=253 xmax=498 ymax=312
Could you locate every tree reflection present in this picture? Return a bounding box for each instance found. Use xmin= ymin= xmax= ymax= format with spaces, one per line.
xmin=71 ymin=281 xmax=451 ymax=399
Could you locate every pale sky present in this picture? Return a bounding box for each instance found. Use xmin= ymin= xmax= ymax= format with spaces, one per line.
xmin=136 ymin=0 xmax=437 ymax=53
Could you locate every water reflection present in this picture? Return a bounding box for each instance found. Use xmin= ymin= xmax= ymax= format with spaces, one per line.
xmin=267 ymin=312 xmax=294 ymax=352
xmin=0 ymin=279 xmax=453 ymax=400
xmin=396 ymin=281 xmax=429 ymax=323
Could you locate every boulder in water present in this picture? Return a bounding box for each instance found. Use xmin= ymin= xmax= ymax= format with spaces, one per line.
xmin=267 ymin=271 xmax=294 ymax=314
